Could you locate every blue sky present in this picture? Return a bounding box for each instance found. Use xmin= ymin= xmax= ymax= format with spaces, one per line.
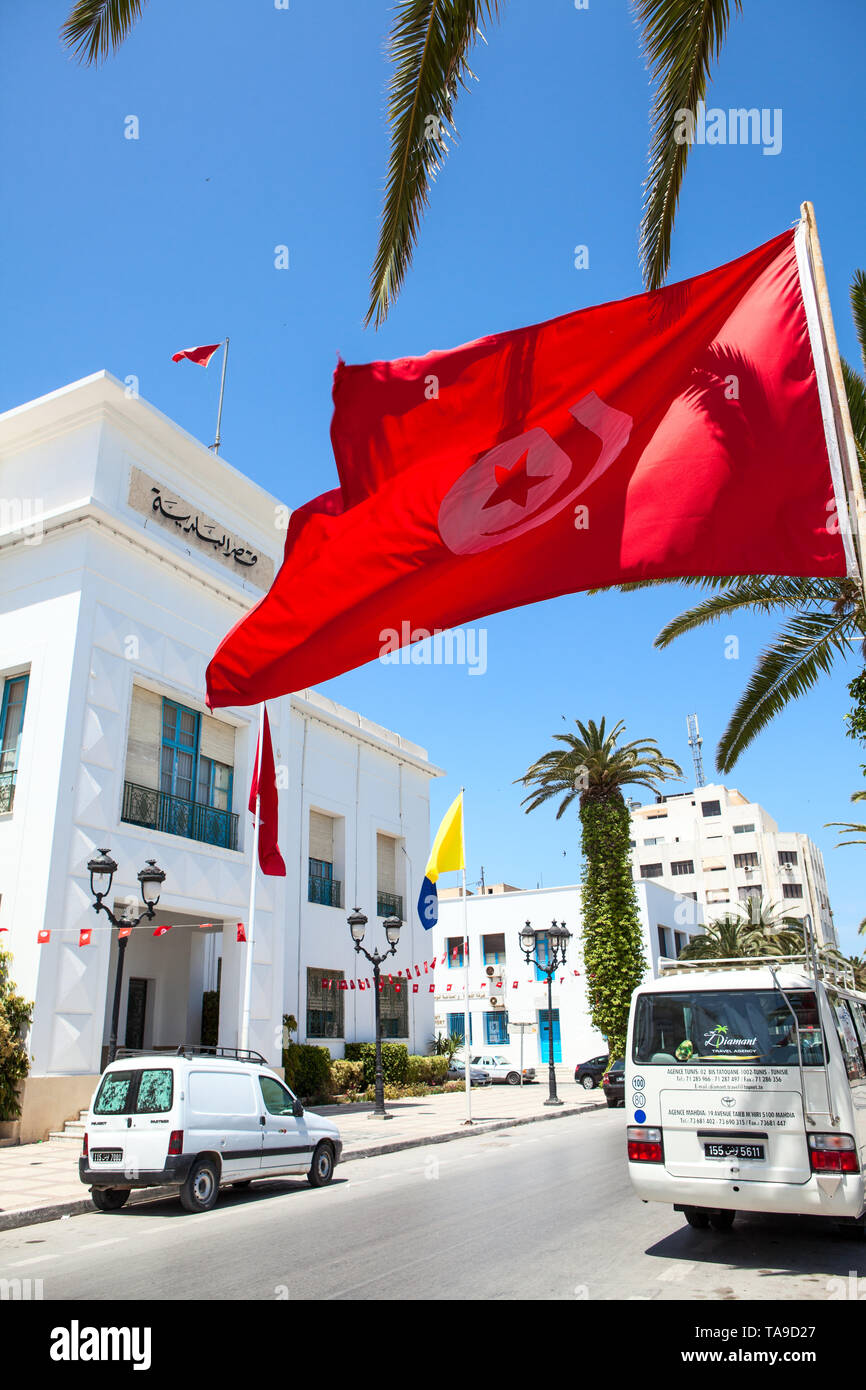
xmin=2 ymin=0 xmax=865 ymax=949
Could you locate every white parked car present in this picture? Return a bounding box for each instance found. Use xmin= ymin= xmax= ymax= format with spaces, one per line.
xmin=79 ymin=1047 xmax=342 ymax=1214
xmin=470 ymin=1053 xmax=536 ymax=1085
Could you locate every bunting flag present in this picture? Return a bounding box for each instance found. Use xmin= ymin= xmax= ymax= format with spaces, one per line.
xmin=153 ymin=925 xmax=172 ymax=938
xmin=171 ymin=342 xmax=222 ymax=367
xmin=205 ymin=222 xmax=856 ymax=712
xmin=37 ymin=928 xmax=50 ymax=944
xmin=118 ymin=926 xmax=133 ymax=940
xmin=78 ymin=928 xmax=92 ymax=947
xmin=237 ymin=922 xmax=247 ymax=943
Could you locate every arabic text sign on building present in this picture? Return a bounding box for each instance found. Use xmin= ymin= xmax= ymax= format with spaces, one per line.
xmin=128 ymin=466 xmax=275 ymax=590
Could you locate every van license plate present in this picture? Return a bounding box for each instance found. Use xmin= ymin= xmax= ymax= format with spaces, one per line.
xmin=91 ymin=1149 xmax=123 ymax=1163
xmin=704 ymin=1142 xmax=764 ymax=1160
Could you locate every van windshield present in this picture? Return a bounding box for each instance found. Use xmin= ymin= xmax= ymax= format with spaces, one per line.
xmin=633 ymin=989 xmax=825 ymax=1066
xmin=93 ymin=1068 xmax=174 ymax=1114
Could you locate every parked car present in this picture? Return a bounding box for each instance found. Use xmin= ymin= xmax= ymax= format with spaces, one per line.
xmin=602 ymin=1058 xmax=625 ymax=1108
xmin=446 ymin=1062 xmax=492 ymax=1085
xmin=79 ymin=1046 xmax=342 ymax=1214
xmin=574 ymin=1053 xmax=610 ymax=1090
xmin=469 ymin=1053 xmax=536 ymax=1085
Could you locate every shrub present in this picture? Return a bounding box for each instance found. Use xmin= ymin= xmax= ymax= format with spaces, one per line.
xmin=200 ymin=991 xmax=219 ymax=1048
xmin=330 ymin=1059 xmax=364 ymax=1094
xmin=406 ymin=1055 xmax=448 ymax=1084
xmin=343 ymin=1043 xmax=363 ymax=1062
xmin=0 ymin=947 xmax=32 ymax=1120
xmin=359 ymin=1042 xmax=408 ymax=1087
xmin=283 ymin=1042 xmax=332 ymax=1100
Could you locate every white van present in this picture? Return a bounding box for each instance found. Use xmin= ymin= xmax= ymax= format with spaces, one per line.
xmin=625 ymin=953 xmax=866 ymax=1234
xmin=79 ymin=1047 xmax=343 ymax=1213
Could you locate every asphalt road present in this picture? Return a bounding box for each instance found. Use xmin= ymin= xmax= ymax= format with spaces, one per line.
xmin=2 ymin=1108 xmax=864 ymax=1301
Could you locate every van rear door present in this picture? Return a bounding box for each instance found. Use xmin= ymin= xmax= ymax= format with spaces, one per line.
xmin=660 ymin=1082 xmax=811 ymax=1183
xmin=88 ymin=1066 xmax=177 ymax=1177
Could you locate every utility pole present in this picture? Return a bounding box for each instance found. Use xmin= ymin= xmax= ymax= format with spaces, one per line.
xmin=686 ymin=713 xmax=706 ymax=789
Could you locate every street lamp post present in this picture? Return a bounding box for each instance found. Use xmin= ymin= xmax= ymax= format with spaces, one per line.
xmin=520 ymin=919 xmax=572 ymax=1107
xmin=348 ymin=907 xmax=401 ymax=1119
xmin=87 ymin=849 xmax=166 ymax=1064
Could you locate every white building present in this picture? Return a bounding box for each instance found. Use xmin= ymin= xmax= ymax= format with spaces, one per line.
xmin=628 ymin=784 xmax=836 ymax=947
xmin=0 ymin=373 xmax=439 ymax=1140
xmin=435 ymin=880 xmax=704 ymax=1068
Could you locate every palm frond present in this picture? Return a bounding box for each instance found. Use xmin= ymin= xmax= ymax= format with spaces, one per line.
xmin=851 ymin=269 xmax=866 ymax=377
xmin=635 ymin=0 xmax=742 ymax=290
xmin=61 ymin=0 xmax=147 ymax=65
xmin=716 ymin=608 xmax=858 ymax=772
xmin=652 ymin=575 xmax=845 ymax=649
xmin=366 ymin=0 xmax=502 ymax=327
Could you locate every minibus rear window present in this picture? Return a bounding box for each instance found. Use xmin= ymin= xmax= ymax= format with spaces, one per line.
xmin=632 ymin=990 xmax=825 ymax=1066
xmin=93 ymin=1068 xmax=174 ymax=1114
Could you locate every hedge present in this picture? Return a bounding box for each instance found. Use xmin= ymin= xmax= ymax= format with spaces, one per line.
xmin=330 ymin=1059 xmax=364 ymax=1093
xmin=283 ymin=1042 xmax=332 ymax=1100
xmin=343 ymin=1042 xmax=409 ymax=1087
xmin=407 ymin=1055 xmax=448 ymax=1084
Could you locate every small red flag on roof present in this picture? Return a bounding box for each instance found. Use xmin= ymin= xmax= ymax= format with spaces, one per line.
xmin=171 ymin=343 xmax=222 ymax=367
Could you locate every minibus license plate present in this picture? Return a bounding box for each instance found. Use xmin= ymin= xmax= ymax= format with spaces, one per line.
xmin=91 ymin=1149 xmax=123 ymax=1164
xmin=703 ymin=1142 xmax=764 ymax=1161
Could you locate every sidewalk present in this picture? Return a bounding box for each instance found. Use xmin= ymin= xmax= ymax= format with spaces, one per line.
xmin=0 ymin=1081 xmax=607 ymax=1232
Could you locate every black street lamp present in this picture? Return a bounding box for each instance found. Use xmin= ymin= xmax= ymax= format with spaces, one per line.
xmin=348 ymin=907 xmax=401 ymax=1119
xmin=86 ymin=849 xmax=166 ymax=1064
xmin=520 ymin=919 xmax=572 ymax=1107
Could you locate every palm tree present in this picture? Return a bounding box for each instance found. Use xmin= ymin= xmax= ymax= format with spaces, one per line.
xmin=518 ymin=717 xmax=682 ymax=1060
xmin=595 ymin=270 xmax=866 ymax=774
xmin=679 ymin=902 xmax=804 ymax=961
xmin=827 ymin=788 xmax=866 ymax=849
xmin=58 ymin=2 xmax=743 ymax=324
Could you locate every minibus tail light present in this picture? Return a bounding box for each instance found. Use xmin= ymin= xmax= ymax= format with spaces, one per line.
xmin=168 ymin=1130 xmax=184 ymax=1156
xmin=82 ymin=1132 xmax=88 ymax=1158
xmin=628 ymin=1126 xmax=663 ymax=1163
xmin=808 ymin=1133 xmax=859 ymax=1174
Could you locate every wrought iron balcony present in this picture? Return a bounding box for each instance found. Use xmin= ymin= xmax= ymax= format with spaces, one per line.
xmin=377 ymin=890 xmax=404 ymax=920
xmin=308 ymin=873 xmax=342 ymax=908
xmin=0 ymin=769 xmax=15 ymax=814
xmin=121 ymin=781 xmax=239 ymax=851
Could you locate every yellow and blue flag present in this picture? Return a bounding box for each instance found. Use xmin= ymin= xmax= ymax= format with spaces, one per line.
xmin=417 ymin=791 xmax=464 ymax=929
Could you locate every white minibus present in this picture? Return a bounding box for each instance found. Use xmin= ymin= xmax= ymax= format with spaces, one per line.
xmin=625 ymin=952 xmax=866 ymax=1234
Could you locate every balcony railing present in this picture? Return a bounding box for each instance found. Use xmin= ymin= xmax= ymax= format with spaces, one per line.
xmin=308 ymin=874 xmax=342 ymax=908
xmin=377 ymin=890 xmax=404 ymax=920
xmin=122 ymin=780 xmax=239 ymax=851
xmin=0 ymin=770 xmax=15 ymax=815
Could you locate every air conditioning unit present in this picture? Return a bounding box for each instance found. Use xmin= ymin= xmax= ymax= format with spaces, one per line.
xmin=489 ymin=996 xmax=505 ymax=1009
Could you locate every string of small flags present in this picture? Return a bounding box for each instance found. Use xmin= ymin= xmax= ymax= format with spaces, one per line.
xmin=29 ymin=923 xmax=248 ymax=946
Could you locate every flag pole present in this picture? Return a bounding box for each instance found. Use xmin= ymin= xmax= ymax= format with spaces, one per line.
xmin=239 ymin=701 xmax=265 ymax=1052
xmin=210 ymin=337 xmax=230 ymax=456
xmin=799 ymin=202 xmax=866 ymax=581
xmin=461 ymin=786 xmax=472 ymax=1125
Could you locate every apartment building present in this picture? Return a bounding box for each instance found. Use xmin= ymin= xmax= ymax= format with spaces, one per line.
xmin=0 ymin=372 xmax=439 ymax=1138
xmin=629 ymin=783 xmax=836 ymax=947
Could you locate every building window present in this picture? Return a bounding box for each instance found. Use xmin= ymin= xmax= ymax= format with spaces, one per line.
xmin=674 ymin=931 xmax=687 ymax=957
xmin=670 ymin=860 xmax=694 ymax=876
xmin=738 ymin=885 xmax=762 ymax=902
xmin=381 ymin=979 xmax=408 ymax=1038
xmin=733 ymin=823 xmax=755 ymax=834
xmin=734 ymin=852 xmax=759 ymax=869
xmin=308 ymin=857 xmax=342 ymax=908
xmin=306 ymin=968 xmax=344 ymax=1039
xmin=0 ymin=674 xmax=28 ymax=814
xmin=640 ymin=863 xmax=663 ymax=878
xmin=778 ymin=850 xmax=799 ymax=866
xmin=376 ymin=833 xmax=404 ymax=919
xmin=122 ymin=690 xmax=238 ymax=849
xmin=643 ymin=837 xmax=662 ymax=846
xmin=482 ymin=933 xmax=506 ymax=965
xmin=485 ymin=1012 xmax=509 ymax=1044
xmin=657 ymin=925 xmax=670 ymax=957
xmin=645 ymin=810 xmax=668 ymax=820
xmin=447 ymin=937 xmax=466 ymax=968
xmin=706 ymin=888 xmax=730 ymax=904
xmin=446 ymin=1011 xmax=472 ymax=1044
xmin=782 ymin=883 xmax=804 ymax=900
xmin=701 ymin=800 xmax=722 ymax=817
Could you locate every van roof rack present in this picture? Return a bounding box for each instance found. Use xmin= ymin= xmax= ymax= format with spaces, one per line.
xmin=114 ymin=1045 xmax=268 ymax=1065
xmin=659 ymin=950 xmax=856 ymax=990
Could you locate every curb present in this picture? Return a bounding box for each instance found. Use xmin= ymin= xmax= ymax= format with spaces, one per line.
xmin=0 ymin=1100 xmax=608 ymax=1233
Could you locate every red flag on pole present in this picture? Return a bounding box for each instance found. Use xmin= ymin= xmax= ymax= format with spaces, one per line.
xmin=206 ymin=225 xmax=855 ymax=708
xmin=237 ymin=922 xmax=247 ymax=943
xmin=248 ymin=707 xmax=286 ymax=876
xmin=172 ymin=343 xmax=222 ymax=367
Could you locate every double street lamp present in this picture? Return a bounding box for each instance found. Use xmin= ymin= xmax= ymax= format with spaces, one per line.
xmin=520 ymin=919 xmax=572 ymax=1107
xmin=86 ymin=848 xmax=166 ymax=1064
xmin=347 ymin=907 xmax=401 ymax=1119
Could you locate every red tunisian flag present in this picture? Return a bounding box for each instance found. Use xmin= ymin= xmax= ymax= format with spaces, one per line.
xmin=249 ymin=707 xmax=286 ymax=876
xmin=206 ymin=226 xmax=854 ymax=707
xmin=172 ymin=343 xmax=222 ymax=367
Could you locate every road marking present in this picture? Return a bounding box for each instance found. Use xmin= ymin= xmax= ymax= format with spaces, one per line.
xmin=657 ymin=1261 xmax=696 ymax=1283
xmin=6 ymin=1252 xmax=56 ymax=1268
